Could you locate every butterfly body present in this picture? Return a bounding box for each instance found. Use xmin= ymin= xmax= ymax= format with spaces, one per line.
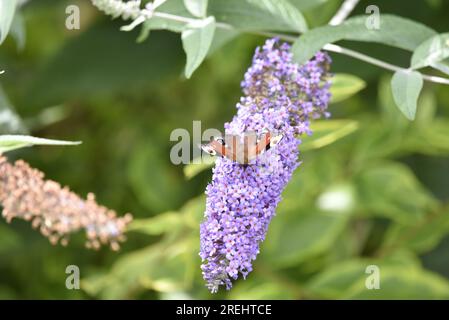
xmin=201 ymin=131 xmax=283 ymax=164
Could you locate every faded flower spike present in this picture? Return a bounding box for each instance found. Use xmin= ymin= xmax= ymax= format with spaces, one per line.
xmin=199 ymin=38 xmax=332 ymax=293
xmin=0 ymin=156 xmax=132 ymax=250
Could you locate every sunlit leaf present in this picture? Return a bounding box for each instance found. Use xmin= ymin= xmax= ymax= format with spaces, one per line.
xmin=183 ymin=155 xmax=215 ymax=179
xmin=301 ymin=119 xmax=359 ymax=151
xmin=330 ymin=73 xmax=366 ymax=103
xmin=0 ymin=135 xmax=81 ymax=153
xmin=128 ymin=212 xmax=183 ymax=235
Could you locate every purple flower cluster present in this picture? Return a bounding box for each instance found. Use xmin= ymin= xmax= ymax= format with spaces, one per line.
xmin=199 ymin=38 xmax=332 ymax=293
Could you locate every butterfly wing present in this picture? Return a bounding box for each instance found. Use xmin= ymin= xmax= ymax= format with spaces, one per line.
xmin=201 ymin=139 xmax=226 ymax=157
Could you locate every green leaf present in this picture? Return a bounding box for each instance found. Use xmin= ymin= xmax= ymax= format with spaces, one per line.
xmin=207 ymin=28 xmax=239 ymax=56
xmin=230 ymin=279 xmax=297 ymax=299
xmin=292 ymin=14 xmax=436 ymax=64
xmin=260 ymin=210 xmax=350 ymax=268
xmin=0 ymin=0 xmax=17 ymax=44
xmin=411 ymin=33 xmax=449 ymax=69
xmin=306 ymin=254 xmax=432 ymax=299
xmin=382 ymin=207 xmax=449 ymax=254
xmin=344 ymin=266 xmax=449 ymax=299
xmin=208 ymin=0 xmax=307 ymax=32
xmin=289 ymin=0 xmax=329 ymax=11
xmin=9 ymin=10 xmax=25 ymax=50
xmin=139 ymin=0 xmax=194 ymax=35
xmin=128 ymin=212 xmax=183 ymax=236
xmin=128 ymin=197 xmax=204 ymax=235
xmin=355 ymin=162 xmax=437 ymax=224
xmin=183 ymin=0 xmax=208 ymax=17
xmin=301 ymin=119 xmax=359 ymax=151
xmin=181 ymin=16 xmax=216 ymax=78
xmin=0 ymin=135 xmax=81 ymax=153
xmin=183 ymin=155 xmax=215 ymax=179
xmin=330 ymin=73 xmax=366 ymax=103
xmin=391 ymin=70 xmax=423 ymax=120
xmin=0 ymin=84 xmax=27 ymax=134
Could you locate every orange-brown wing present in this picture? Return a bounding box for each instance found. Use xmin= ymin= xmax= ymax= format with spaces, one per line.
xmin=255 ymin=132 xmax=271 ymax=155
xmin=201 ymin=139 xmax=227 ymax=157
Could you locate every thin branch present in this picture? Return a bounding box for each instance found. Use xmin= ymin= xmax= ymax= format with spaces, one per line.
xmin=329 ymin=0 xmax=361 ymax=25
xmin=324 ymin=44 xmax=449 ymax=85
xmin=251 ymin=32 xmax=449 ymax=85
xmin=91 ymin=0 xmax=449 ymax=86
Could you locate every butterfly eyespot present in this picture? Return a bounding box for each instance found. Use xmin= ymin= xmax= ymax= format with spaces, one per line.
xmin=214 ymin=137 xmax=225 ymax=145
xmin=201 ymin=145 xmax=217 ymax=156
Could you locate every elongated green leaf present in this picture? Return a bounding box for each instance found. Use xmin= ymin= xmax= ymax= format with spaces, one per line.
xmin=301 ymin=120 xmax=359 ymax=151
xmin=292 ymin=15 xmax=436 ymax=64
xmin=411 ymin=33 xmax=449 ymax=69
xmin=208 ymin=0 xmax=307 ymax=32
xmin=391 ymin=70 xmax=423 ymax=120
xmin=0 ymin=0 xmax=17 ymax=44
xmin=0 ymin=135 xmax=81 ymax=153
xmin=330 ymin=73 xmax=366 ymax=103
xmin=184 ymin=0 xmax=208 ymax=17
xmin=128 ymin=212 xmax=183 ymax=235
xmin=182 ymin=16 xmax=216 ymax=78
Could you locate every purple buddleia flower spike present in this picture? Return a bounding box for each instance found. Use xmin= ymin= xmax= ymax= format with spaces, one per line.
xmin=200 ymin=38 xmax=332 ymax=293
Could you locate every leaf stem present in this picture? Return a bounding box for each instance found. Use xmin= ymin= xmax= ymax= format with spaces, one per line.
xmin=323 ymin=44 xmax=449 ymax=85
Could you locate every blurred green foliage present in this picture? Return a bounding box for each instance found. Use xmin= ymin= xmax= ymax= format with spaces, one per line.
xmin=1 ymin=0 xmax=449 ymax=299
